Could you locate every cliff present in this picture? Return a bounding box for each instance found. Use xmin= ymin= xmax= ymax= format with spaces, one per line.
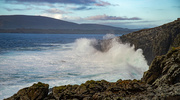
xmin=142 ymin=47 xmax=180 ymax=86
xmin=120 ymin=18 xmax=180 ymax=65
xmin=5 ymin=47 xmax=180 ymax=100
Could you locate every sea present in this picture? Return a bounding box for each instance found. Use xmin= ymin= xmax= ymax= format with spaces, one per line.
xmin=0 ymin=33 xmax=148 ymax=99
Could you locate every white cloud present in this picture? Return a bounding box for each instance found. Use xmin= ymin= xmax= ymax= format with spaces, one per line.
xmin=41 ymin=13 xmax=64 ymax=19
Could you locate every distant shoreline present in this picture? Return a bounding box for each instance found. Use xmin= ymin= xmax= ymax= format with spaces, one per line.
xmin=0 ymin=29 xmax=136 ymax=34
xmin=0 ymin=15 xmax=138 ymax=34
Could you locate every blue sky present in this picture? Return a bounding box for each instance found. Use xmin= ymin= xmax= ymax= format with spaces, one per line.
xmin=0 ymin=0 xmax=179 ymax=29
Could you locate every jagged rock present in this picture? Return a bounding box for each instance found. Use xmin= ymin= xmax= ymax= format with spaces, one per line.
xmin=51 ymin=79 xmax=146 ymax=100
xmin=127 ymin=83 xmax=180 ymax=100
xmin=120 ymin=18 xmax=180 ymax=65
xmin=142 ymin=47 xmax=180 ymax=87
xmin=4 ymin=82 xmax=49 ymax=100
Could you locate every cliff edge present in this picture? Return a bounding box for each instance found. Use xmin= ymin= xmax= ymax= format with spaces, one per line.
xmin=120 ymin=18 xmax=180 ymax=65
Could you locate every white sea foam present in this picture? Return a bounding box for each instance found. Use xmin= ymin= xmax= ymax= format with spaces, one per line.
xmin=0 ymin=34 xmax=148 ymax=99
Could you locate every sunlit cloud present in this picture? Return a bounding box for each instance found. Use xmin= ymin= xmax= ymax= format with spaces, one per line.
xmin=41 ymin=13 xmax=64 ymax=19
xmin=85 ymin=14 xmax=142 ymax=20
xmin=55 ymin=14 xmax=142 ymax=22
xmin=95 ymin=0 xmax=111 ymax=6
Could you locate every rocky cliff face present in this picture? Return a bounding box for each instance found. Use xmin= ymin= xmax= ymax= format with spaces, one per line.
xmin=142 ymin=47 xmax=180 ymax=86
xmin=5 ymin=47 xmax=180 ymax=100
xmin=120 ymin=18 xmax=180 ymax=65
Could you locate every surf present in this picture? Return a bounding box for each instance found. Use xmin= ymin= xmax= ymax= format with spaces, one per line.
xmin=0 ymin=34 xmax=148 ymax=99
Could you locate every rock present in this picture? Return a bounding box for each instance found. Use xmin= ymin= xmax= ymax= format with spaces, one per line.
xmin=120 ymin=18 xmax=180 ymax=65
xmin=52 ymin=84 xmax=80 ymax=100
xmin=142 ymin=47 xmax=180 ymax=87
xmin=50 ymin=79 xmax=147 ymax=100
xmin=4 ymin=82 xmax=49 ymax=100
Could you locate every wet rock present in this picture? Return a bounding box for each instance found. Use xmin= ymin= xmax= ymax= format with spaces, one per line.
xmin=120 ymin=18 xmax=180 ymax=65
xmin=4 ymin=82 xmax=49 ymax=100
xmin=142 ymin=47 xmax=180 ymax=87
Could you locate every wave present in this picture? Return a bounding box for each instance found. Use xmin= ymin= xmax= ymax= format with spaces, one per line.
xmin=72 ymin=34 xmax=148 ymax=78
xmin=0 ymin=34 xmax=148 ymax=99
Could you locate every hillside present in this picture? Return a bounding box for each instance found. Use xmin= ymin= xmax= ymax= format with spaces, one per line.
xmin=0 ymin=15 xmax=135 ymax=34
xmin=0 ymin=15 xmax=77 ymax=29
xmin=120 ymin=18 xmax=180 ymax=65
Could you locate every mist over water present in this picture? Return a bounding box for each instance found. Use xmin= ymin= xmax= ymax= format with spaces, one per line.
xmin=0 ymin=34 xmax=148 ymax=99
xmin=73 ymin=34 xmax=148 ymax=79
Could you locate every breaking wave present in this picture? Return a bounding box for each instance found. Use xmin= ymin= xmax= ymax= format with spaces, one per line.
xmin=0 ymin=34 xmax=148 ymax=99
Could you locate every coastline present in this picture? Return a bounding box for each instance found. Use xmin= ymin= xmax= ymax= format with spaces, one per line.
xmin=4 ymin=47 xmax=180 ymax=100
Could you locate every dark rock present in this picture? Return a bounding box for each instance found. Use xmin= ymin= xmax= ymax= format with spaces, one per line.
xmin=93 ymin=38 xmax=115 ymax=52
xmin=50 ymin=79 xmax=147 ymax=100
xmin=142 ymin=47 xmax=180 ymax=87
xmin=120 ymin=18 xmax=180 ymax=65
xmin=4 ymin=82 xmax=49 ymax=100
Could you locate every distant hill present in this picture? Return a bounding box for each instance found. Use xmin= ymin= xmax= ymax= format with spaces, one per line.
xmin=0 ymin=15 xmax=136 ymax=34
xmin=120 ymin=18 xmax=180 ymax=65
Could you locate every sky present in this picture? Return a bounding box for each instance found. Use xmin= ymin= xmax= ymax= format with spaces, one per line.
xmin=0 ymin=0 xmax=180 ymax=29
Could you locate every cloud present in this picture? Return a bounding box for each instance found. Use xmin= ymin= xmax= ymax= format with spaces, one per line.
xmin=5 ymin=0 xmax=113 ymax=7
xmin=85 ymin=14 xmax=142 ymax=20
xmin=70 ymin=6 xmax=94 ymax=10
xmin=98 ymin=21 xmax=157 ymax=29
xmin=173 ymin=6 xmax=180 ymax=8
xmin=4 ymin=7 xmax=32 ymax=11
xmin=44 ymin=8 xmax=71 ymax=14
xmin=95 ymin=0 xmax=111 ymax=6
xmin=56 ymin=14 xmax=142 ymax=22
xmin=41 ymin=13 xmax=64 ymax=19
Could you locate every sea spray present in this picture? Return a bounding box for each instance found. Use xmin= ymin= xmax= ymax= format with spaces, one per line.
xmin=0 ymin=34 xmax=148 ymax=99
xmin=72 ymin=34 xmax=148 ymax=75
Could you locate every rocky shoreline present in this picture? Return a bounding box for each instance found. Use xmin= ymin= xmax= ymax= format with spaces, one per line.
xmin=4 ymin=18 xmax=180 ymax=100
xmin=120 ymin=18 xmax=180 ymax=65
xmin=5 ymin=47 xmax=180 ymax=100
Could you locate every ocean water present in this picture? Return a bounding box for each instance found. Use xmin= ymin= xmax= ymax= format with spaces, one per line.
xmin=0 ymin=33 xmax=148 ymax=99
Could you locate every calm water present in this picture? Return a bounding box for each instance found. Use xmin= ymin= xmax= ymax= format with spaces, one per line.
xmin=0 ymin=33 xmax=148 ymax=99
xmin=0 ymin=33 xmax=105 ymax=53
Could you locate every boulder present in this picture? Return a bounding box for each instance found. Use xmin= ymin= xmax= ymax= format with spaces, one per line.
xmin=4 ymin=82 xmax=49 ymax=100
